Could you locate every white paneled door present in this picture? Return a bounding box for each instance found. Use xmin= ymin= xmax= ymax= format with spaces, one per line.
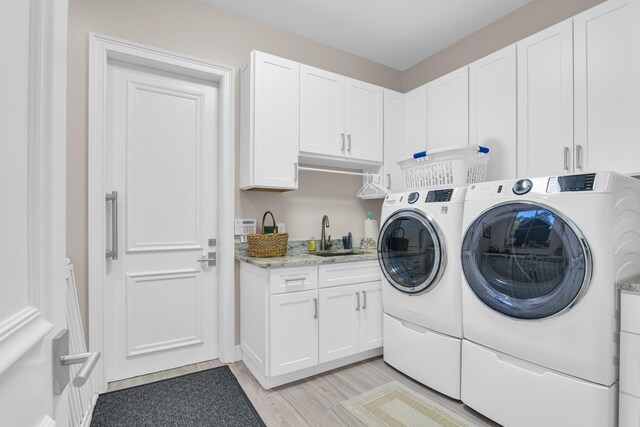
xmin=105 ymin=62 xmax=219 ymax=382
xmin=0 ymin=0 xmax=69 ymax=425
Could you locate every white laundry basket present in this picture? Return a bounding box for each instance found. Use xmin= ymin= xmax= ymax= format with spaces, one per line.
xmin=399 ymin=145 xmax=490 ymax=191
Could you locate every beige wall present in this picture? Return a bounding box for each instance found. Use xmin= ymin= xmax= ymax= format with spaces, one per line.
xmin=67 ymin=0 xmax=397 ymax=343
xmin=402 ymin=0 xmax=606 ymax=91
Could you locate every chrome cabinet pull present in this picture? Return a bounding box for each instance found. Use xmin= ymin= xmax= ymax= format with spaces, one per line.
xmin=362 ymin=290 xmax=367 ymax=309
xmin=576 ymin=145 xmax=583 ymax=169
xmin=284 ymin=277 xmax=307 ymax=284
xmin=563 ymin=147 xmax=570 ymax=171
xmin=356 ymin=291 xmax=361 ymax=311
xmin=105 ymin=191 xmax=118 ymax=260
xmin=313 ymin=298 xmax=318 ymax=319
xmin=341 ymin=133 xmax=345 ymax=152
xmin=347 ymin=134 xmax=352 ymax=153
xmin=387 ymin=173 xmax=391 ymax=190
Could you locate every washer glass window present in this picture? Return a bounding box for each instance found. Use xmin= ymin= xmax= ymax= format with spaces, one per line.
xmin=378 ymin=210 xmax=444 ymax=294
xmin=461 ymin=202 xmax=590 ymax=319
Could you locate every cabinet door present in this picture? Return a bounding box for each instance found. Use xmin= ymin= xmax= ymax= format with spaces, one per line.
xmin=620 ymin=393 xmax=640 ymax=427
xmin=269 ymin=290 xmax=318 ymax=376
xmin=251 ymin=51 xmax=300 ymax=189
xmin=517 ymin=20 xmax=573 ymax=177
xmin=383 ymin=89 xmax=405 ymax=192
xmin=427 ymin=67 xmax=469 ymax=150
xmin=574 ymin=0 xmax=634 ymax=174
xmin=345 ymin=78 xmax=383 ymax=162
xmin=404 ymin=84 xmax=428 ymax=158
xmin=300 ymin=65 xmax=344 ymax=157
xmin=469 ymin=45 xmax=517 ymax=181
xmin=359 ymin=281 xmax=383 ymax=352
xmin=318 ymin=285 xmax=359 ymax=363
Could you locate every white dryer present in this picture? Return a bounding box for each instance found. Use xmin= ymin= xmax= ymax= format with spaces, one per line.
xmin=378 ymin=186 xmax=466 ymax=399
xmin=460 ymin=172 xmax=640 ymax=427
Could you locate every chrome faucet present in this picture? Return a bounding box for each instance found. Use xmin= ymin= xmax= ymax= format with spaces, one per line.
xmin=320 ymin=215 xmax=332 ymax=250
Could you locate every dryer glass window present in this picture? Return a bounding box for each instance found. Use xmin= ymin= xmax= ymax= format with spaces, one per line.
xmin=378 ymin=210 xmax=444 ymax=294
xmin=461 ymin=202 xmax=590 ymax=319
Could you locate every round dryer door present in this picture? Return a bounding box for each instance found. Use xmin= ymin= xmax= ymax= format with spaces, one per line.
xmin=461 ymin=202 xmax=592 ymax=319
xmin=378 ymin=209 xmax=445 ymax=294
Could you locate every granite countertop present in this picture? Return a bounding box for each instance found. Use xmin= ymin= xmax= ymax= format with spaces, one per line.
xmin=619 ymin=276 xmax=640 ymax=294
xmin=235 ymin=240 xmax=378 ymax=268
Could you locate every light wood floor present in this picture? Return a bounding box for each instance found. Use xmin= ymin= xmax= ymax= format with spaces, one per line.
xmin=108 ymin=357 xmax=499 ymax=426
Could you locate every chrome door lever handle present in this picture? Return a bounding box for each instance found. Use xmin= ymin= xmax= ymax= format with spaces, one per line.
xmin=197 ymin=252 xmax=216 ymax=267
xmin=60 ymin=351 xmax=102 ymax=387
xmin=52 ymin=329 xmax=102 ymax=395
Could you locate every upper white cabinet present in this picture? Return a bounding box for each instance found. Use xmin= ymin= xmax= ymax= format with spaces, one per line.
xmin=240 ymin=51 xmax=299 ymax=190
xmin=574 ymin=0 xmax=637 ymax=174
xmin=469 ymin=45 xmax=517 ymax=181
xmin=404 ymin=84 xmax=428 ymax=158
xmin=299 ymin=66 xmax=344 ymax=158
xmin=300 ymin=64 xmax=383 ymax=164
xmin=427 ymin=67 xmax=469 ymax=150
xmin=517 ymin=20 xmax=574 ymax=177
xmin=346 ymin=79 xmax=385 ymax=162
xmin=383 ymin=89 xmax=405 ymax=192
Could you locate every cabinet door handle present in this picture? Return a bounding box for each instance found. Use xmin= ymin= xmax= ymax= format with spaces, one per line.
xmin=576 ymin=145 xmax=583 ymax=170
xmin=355 ymin=292 xmax=360 ymax=311
xmin=294 ymin=162 xmax=298 ymax=182
xmin=341 ymin=133 xmax=345 ymax=152
xmin=387 ymin=173 xmax=391 ymax=190
xmin=313 ymin=298 xmax=318 ymax=319
xmin=362 ymin=290 xmax=367 ymax=309
xmin=563 ymin=147 xmax=570 ymax=171
xmin=284 ymin=277 xmax=306 ymax=284
xmin=347 ymin=134 xmax=352 ymax=153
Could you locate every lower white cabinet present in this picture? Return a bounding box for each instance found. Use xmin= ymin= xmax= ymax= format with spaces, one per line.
xmin=240 ymin=260 xmax=383 ymax=389
xmin=359 ymin=281 xmax=383 ymax=351
xmin=318 ymin=280 xmax=383 ymax=363
xmin=269 ymin=290 xmax=318 ymax=376
xmin=620 ymin=291 xmax=640 ymax=426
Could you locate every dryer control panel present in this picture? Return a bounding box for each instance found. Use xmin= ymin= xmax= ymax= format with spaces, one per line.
xmin=547 ymin=173 xmax=596 ymax=192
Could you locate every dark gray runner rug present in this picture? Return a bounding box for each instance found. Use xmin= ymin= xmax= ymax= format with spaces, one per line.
xmin=90 ymin=365 xmax=265 ymax=427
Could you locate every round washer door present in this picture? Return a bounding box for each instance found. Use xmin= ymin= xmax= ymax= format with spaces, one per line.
xmin=461 ymin=202 xmax=592 ymax=319
xmin=378 ymin=209 xmax=445 ymax=294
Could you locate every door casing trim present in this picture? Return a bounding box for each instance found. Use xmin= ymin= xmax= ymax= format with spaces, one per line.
xmin=88 ymin=33 xmax=236 ymax=392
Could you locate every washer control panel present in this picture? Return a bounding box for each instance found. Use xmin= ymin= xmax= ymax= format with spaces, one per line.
xmin=426 ymin=188 xmax=454 ymax=203
xmin=407 ymin=192 xmax=420 ymax=204
xmin=512 ymin=179 xmax=533 ymax=195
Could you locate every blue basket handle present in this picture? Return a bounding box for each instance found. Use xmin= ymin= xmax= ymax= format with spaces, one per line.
xmin=412 ymin=146 xmax=489 ymax=159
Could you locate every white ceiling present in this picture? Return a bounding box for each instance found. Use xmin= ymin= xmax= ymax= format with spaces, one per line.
xmin=199 ymin=0 xmax=533 ymax=71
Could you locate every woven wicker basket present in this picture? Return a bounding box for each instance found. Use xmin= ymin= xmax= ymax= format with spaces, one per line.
xmin=247 ymin=211 xmax=288 ymax=257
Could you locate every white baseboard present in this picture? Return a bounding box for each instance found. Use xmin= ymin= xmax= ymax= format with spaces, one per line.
xmin=234 ymin=345 xmax=242 ymax=362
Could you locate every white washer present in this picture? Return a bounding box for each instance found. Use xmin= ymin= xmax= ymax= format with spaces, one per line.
xmin=378 ymin=186 xmax=466 ymax=399
xmin=460 ymin=172 xmax=640 ymax=427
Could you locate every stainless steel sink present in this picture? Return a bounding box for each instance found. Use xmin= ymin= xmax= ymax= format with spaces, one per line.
xmin=312 ymin=249 xmax=367 ymax=257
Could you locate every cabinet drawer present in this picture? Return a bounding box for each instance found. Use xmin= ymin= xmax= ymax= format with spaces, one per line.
xmin=621 ymin=331 xmax=640 ymax=397
xmin=318 ymin=261 xmax=381 ymax=288
xmin=622 ymin=292 xmax=640 ymax=334
xmin=269 ymin=266 xmax=318 ymax=295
